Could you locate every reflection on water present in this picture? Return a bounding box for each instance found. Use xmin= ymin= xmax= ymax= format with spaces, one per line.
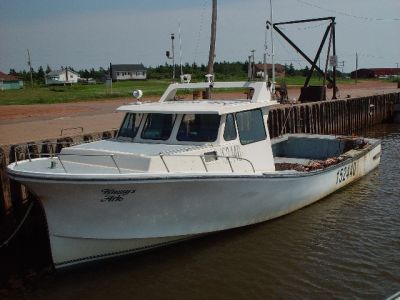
xmin=1 ymin=124 xmax=399 ymax=299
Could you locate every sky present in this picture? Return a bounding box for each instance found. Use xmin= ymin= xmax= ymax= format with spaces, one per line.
xmin=0 ymin=0 xmax=399 ymax=73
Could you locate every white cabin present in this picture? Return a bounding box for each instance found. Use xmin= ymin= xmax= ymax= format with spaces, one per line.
xmin=61 ymin=82 xmax=277 ymax=174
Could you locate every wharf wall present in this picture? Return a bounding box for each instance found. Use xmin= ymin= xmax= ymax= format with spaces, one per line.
xmin=0 ymin=92 xmax=399 ymax=225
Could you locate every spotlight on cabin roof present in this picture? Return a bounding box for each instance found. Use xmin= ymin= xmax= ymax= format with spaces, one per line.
xmin=180 ymin=74 xmax=191 ymax=84
xmin=205 ymin=74 xmax=214 ymax=83
xmin=132 ymin=90 xmax=143 ymax=101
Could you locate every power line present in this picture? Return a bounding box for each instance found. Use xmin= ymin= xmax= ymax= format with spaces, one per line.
xmin=293 ymin=21 xmax=330 ymax=31
xmin=296 ymin=0 xmax=400 ymax=22
xmin=275 ymin=36 xmax=305 ymax=69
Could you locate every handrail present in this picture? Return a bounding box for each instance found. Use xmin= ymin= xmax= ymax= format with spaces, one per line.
xmin=159 ymin=153 xmax=256 ymax=173
xmin=12 ymin=139 xmax=103 ymax=164
xmin=12 ymin=140 xmax=256 ymax=174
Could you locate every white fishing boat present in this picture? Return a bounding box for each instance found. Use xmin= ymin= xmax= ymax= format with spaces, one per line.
xmin=7 ymin=80 xmax=381 ymax=268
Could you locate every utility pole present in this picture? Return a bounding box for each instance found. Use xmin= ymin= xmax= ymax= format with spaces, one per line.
xmin=355 ymin=52 xmax=358 ymax=84
xmin=250 ymin=49 xmax=256 ymax=80
xmin=27 ymin=49 xmax=33 ymax=86
xmin=248 ymin=55 xmax=252 ymax=80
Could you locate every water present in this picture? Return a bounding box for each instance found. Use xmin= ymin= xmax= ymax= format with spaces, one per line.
xmin=1 ymin=124 xmax=399 ymax=299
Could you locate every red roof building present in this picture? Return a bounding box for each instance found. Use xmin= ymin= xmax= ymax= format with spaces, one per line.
xmin=0 ymin=71 xmax=23 ymax=90
xmin=0 ymin=71 xmax=19 ymax=81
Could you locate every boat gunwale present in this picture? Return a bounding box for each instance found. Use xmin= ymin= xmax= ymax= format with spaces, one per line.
xmin=6 ymin=139 xmax=381 ymax=184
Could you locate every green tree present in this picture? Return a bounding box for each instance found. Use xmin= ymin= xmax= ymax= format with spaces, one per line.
xmin=45 ymin=64 xmax=52 ymax=74
xmin=287 ymin=63 xmax=295 ymax=76
xmin=37 ymin=66 xmax=45 ymax=81
xmin=302 ymin=66 xmax=310 ymax=77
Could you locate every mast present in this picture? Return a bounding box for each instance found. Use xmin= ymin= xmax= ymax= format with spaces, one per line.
xmin=205 ymin=0 xmax=217 ymax=99
xmin=207 ymin=0 xmax=217 ymax=76
xmin=269 ymin=0 xmax=275 ymax=93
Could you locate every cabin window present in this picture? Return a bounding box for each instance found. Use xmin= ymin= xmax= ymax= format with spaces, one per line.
xmin=223 ymin=114 xmax=237 ymax=141
xmin=236 ymin=109 xmax=266 ymax=145
xmin=177 ymin=114 xmax=221 ymax=142
xmin=141 ymin=113 xmax=177 ymax=140
xmin=117 ymin=113 xmax=142 ymax=139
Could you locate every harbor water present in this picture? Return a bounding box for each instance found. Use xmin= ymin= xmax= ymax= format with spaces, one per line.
xmin=1 ymin=123 xmax=399 ymax=299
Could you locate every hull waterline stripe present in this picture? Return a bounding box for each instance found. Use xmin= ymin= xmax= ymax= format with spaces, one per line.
xmin=54 ymin=235 xmax=197 ymax=268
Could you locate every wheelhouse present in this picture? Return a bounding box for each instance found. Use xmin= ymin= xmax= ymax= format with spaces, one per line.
xmin=116 ymin=108 xmax=268 ymax=147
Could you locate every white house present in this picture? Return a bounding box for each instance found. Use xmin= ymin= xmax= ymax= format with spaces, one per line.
xmin=111 ymin=64 xmax=147 ymax=81
xmin=45 ymin=69 xmax=80 ymax=85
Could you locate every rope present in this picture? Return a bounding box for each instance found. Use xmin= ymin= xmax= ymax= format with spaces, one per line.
xmin=0 ymin=201 xmax=34 ymax=249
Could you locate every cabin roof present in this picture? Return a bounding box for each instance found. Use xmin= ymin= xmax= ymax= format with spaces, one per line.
xmin=117 ymin=81 xmax=276 ymax=115
xmin=116 ymin=100 xmax=269 ymax=115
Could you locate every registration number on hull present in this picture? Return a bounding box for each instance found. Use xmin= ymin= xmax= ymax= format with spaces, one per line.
xmin=336 ymin=161 xmax=357 ymax=184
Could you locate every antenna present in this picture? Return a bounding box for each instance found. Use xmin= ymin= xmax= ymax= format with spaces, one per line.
xmin=264 ymin=20 xmax=269 ymax=83
xmin=178 ymin=22 xmax=183 ymax=76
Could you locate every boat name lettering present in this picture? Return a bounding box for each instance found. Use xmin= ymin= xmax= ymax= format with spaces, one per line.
xmin=100 ymin=189 xmax=136 ymax=202
xmin=336 ymin=162 xmax=357 ymax=184
xmin=220 ymin=145 xmax=242 ymax=158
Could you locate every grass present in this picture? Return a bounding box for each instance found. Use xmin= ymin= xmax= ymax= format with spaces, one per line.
xmin=0 ymin=80 xmax=171 ymax=105
xmin=0 ymin=76 xmax=354 ymax=105
xmin=276 ymin=75 xmax=353 ymax=86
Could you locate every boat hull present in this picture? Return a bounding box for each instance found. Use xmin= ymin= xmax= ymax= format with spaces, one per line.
xmin=10 ymin=143 xmax=381 ymax=268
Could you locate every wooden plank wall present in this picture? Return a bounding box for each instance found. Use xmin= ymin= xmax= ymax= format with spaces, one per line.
xmin=267 ymin=93 xmax=399 ymax=138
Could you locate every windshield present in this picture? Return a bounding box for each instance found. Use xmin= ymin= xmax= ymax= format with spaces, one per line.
xmin=141 ymin=113 xmax=177 ymax=140
xmin=117 ymin=113 xmax=142 ymax=139
xmin=177 ymin=114 xmax=221 ymax=142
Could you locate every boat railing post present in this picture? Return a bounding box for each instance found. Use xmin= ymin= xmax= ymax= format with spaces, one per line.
xmin=244 ymin=158 xmax=256 ymax=173
xmin=27 ymin=148 xmax=32 ymax=162
xmin=110 ymin=155 xmax=121 ymax=174
xmin=250 ymin=161 xmax=255 ymax=173
xmin=200 ymin=156 xmax=208 ymax=172
xmin=57 ymin=155 xmax=67 ymax=173
xmin=159 ymin=154 xmax=170 ymax=173
xmin=14 ymin=146 xmax=18 ymax=166
xmin=226 ymin=157 xmax=234 ymax=172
